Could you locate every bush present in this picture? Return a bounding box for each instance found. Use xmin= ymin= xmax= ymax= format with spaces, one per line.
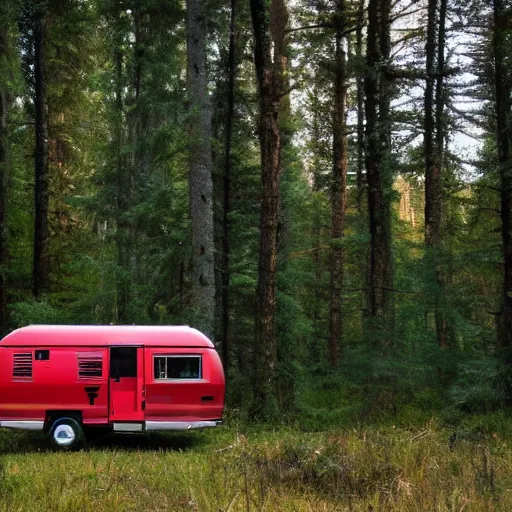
xmin=9 ymin=300 xmax=72 ymax=328
xmin=449 ymin=356 xmax=506 ymax=413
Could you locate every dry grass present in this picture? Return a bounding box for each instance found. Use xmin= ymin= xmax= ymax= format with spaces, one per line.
xmin=1 ymin=421 xmax=512 ymax=511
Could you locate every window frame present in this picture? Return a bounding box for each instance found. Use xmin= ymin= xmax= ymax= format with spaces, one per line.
xmin=35 ymin=350 xmax=50 ymax=361
xmin=110 ymin=347 xmax=137 ymax=379
xmin=153 ymin=354 xmax=202 ymax=381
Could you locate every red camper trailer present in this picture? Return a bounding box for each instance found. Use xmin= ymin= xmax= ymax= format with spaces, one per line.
xmin=0 ymin=325 xmax=225 ymax=449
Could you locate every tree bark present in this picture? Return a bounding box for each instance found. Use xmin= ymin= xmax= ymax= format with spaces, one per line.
xmin=434 ymin=0 xmax=449 ymax=347
xmin=250 ymin=0 xmax=287 ymax=416
xmin=113 ymin=29 xmax=130 ymax=323
xmin=378 ymin=0 xmax=392 ymax=159
xmin=0 ymin=26 xmax=9 ymax=332
xmin=187 ymin=0 xmax=215 ymax=339
xmin=424 ymin=0 xmax=448 ymax=348
xmin=310 ymin=101 xmax=325 ymax=363
xmin=355 ymin=0 xmax=365 ymax=213
xmin=364 ymin=0 xmax=393 ymax=324
xmin=112 ymin=2 xmax=145 ymax=323
xmin=424 ymin=0 xmax=437 ymax=246
xmin=33 ymin=0 xmax=49 ymax=298
xmin=492 ymin=0 xmax=512 ymax=349
xmin=435 ymin=0 xmax=447 ymax=180
xmin=329 ymin=3 xmax=348 ymax=367
xmin=219 ymin=0 xmax=237 ymax=374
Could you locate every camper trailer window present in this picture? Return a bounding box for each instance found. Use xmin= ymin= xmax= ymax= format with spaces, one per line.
xmin=110 ymin=347 xmax=137 ymax=379
xmin=35 ymin=350 xmax=50 ymax=361
xmin=154 ymin=355 xmax=201 ymax=380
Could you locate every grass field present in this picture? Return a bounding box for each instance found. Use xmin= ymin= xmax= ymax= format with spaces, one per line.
xmin=1 ymin=418 xmax=512 ymax=511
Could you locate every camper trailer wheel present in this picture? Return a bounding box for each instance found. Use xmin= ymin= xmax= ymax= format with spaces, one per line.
xmin=49 ymin=418 xmax=84 ymax=450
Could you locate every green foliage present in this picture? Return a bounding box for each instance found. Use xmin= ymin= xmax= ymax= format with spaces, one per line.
xmin=1 ymin=0 xmax=511 ymax=426
xmin=449 ymin=356 xmax=506 ymax=413
xmin=9 ymin=299 xmax=72 ymax=327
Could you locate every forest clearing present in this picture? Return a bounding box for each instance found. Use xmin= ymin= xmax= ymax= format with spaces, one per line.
xmin=2 ymin=417 xmax=512 ymax=511
xmin=1 ymin=0 xmax=512 ymax=509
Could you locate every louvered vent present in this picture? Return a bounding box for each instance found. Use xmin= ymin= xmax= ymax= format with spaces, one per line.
xmin=77 ymin=352 xmax=103 ymax=379
xmin=13 ymin=353 xmax=32 ymax=379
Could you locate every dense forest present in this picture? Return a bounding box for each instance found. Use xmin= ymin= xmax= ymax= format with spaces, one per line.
xmin=0 ymin=0 xmax=511 ymax=423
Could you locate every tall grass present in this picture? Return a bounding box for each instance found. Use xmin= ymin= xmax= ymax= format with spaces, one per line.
xmin=1 ymin=420 xmax=512 ymax=511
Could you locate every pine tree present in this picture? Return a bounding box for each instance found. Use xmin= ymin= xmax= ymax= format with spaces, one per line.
xmin=364 ymin=0 xmax=393 ymax=333
xmin=424 ymin=0 xmax=449 ymax=348
xmin=20 ymin=0 xmax=50 ymax=298
xmin=328 ymin=0 xmax=349 ymax=366
xmin=0 ymin=1 xmax=16 ymax=332
xmin=491 ymin=0 xmax=512 ymax=350
xmin=187 ymin=0 xmax=215 ymax=339
xmin=250 ymin=0 xmax=288 ymax=416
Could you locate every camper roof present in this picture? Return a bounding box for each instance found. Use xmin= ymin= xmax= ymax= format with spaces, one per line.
xmin=0 ymin=325 xmax=214 ymax=348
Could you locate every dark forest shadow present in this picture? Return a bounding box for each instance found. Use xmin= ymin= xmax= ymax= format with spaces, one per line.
xmin=0 ymin=429 xmax=204 ymax=454
xmin=87 ymin=431 xmax=203 ymax=452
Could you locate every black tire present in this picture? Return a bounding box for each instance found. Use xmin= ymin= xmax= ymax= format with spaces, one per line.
xmin=49 ymin=417 xmax=85 ymax=451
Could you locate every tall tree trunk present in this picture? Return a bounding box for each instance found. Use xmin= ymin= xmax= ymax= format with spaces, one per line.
xmin=329 ymin=5 xmax=348 ymax=367
xmin=33 ymin=0 xmax=49 ymax=298
xmin=354 ymin=0 xmax=368 ymax=327
xmin=364 ymin=0 xmax=393 ymax=326
xmin=114 ymin=34 xmax=129 ymax=323
xmin=187 ymin=0 xmax=215 ymax=339
xmin=492 ymin=0 xmax=512 ymax=350
xmin=133 ymin=1 xmax=142 ymax=106
xmin=219 ymin=0 xmax=237 ymax=374
xmin=250 ymin=0 xmax=287 ymax=416
xmin=121 ymin=2 xmax=144 ymax=319
xmin=311 ymin=102 xmax=324 ymax=363
xmin=0 ymin=26 xmax=9 ymax=332
xmin=424 ymin=0 xmax=448 ymax=348
xmin=379 ymin=0 xmax=394 ymax=330
xmin=435 ymin=0 xmax=447 ymax=182
xmin=378 ymin=0 xmax=392 ymax=155
xmin=113 ymin=2 xmax=145 ymax=324
xmin=434 ymin=0 xmax=449 ymax=347
xmin=424 ymin=0 xmax=438 ymax=247
xmin=355 ymin=0 xmax=365 ymax=213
